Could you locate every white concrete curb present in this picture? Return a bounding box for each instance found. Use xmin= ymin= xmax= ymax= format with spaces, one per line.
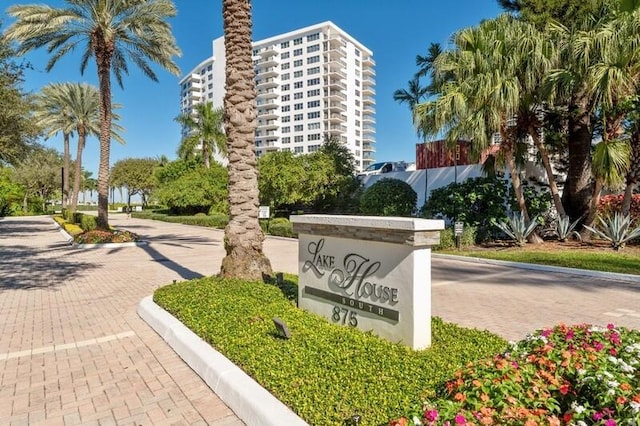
xmin=137 ymin=296 xmax=308 ymax=426
xmin=433 ymin=253 xmax=640 ymax=284
xmin=49 ymin=216 xmax=147 ymax=249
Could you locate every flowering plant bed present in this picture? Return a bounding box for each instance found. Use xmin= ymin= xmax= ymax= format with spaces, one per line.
xmin=74 ymin=229 xmax=139 ymax=244
xmin=393 ymin=323 xmax=640 ymax=426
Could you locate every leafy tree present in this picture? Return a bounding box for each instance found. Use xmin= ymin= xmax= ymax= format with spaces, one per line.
xmin=0 ymin=166 xmax=24 ymax=216
xmin=6 ymin=0 xmax=181 ymax=229
xmin=0 ymin=22 xmax=38 ymax=166
xmin=360 ymin=178 xmax=417 ymax=217
xmin=110 ymin=158 xmax=159 ymax=207
xmin=315 ymin=136 xmax=362 ymax=213
xmin=12 ymin=146 xmax=63 ymax=213
xmin=497 ymin=0 xmax=610 ymax=28
xmin=175 ymin=101 xmax=226 ymax=168
xmin=81 ymin=170 xmax=96 ymax=204
xmin=220 ymin=0 xmax=272 ymax=279
xmin=258 ymin=151 xmax=306 ymax=209
xmin=155 ymin=161 xmax=228 ymax=215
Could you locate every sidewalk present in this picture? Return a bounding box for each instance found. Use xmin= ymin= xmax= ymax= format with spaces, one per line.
xmin=0 ymin=215 xmax=244 ymax=426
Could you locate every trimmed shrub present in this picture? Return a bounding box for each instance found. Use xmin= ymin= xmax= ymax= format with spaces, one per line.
xmin=267 ymin=217 xmax=296 ymax=238
xmin=154 ymin=276 xmax=506 ymax=425
xmin=360 ymin=178 xmax=417 ymax=217
xmin=599 ymin=193 xmax=640 ymax=223
xmin=80 ymin=214 xmax=97 ymax=231
xmin=434 ymin=226 xmax=477 ymax=251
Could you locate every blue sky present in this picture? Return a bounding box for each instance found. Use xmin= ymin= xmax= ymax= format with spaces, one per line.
xmin=3 ymin=0 xmax=503 ymax=176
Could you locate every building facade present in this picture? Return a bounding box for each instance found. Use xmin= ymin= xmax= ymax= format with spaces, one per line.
xmin=178 ymin=21 xmax=376 ymax=171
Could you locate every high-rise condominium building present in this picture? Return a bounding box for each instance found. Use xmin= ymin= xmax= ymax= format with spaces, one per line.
xmin=178 ymin=21 xmax=376 ymax=171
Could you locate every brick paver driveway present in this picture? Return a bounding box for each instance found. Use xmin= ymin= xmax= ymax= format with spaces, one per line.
xmin=0 ymin=215 xmax=292 ymax=426
xmin=1 ymin=215 xmax=638 ymax=425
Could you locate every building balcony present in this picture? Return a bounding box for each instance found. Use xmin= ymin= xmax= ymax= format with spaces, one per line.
xmin=363 ymin=133 xmax=376 ymax=143
xmin=362 ymin=85 xmax=376 ymax=96
xmin=257 ymin=120 xmax=279 ymax=130
xmin=363 ymin=115 xmax=375 ymax=124
xmin=327 ymin=101 xmax=346 ymax=112
xmin=363 ymin=96 xmax=376 ymax=105
xmin=363 ymin=67 xmax=375 ymax=77
xmin=324 ymin=113 xmax=347 ymax=123
xmin=325 ymin=67 xmax=347 ymax=80
xmin=326 ymin=57 xmax=347 ymax=71
xmin=257 ymin=109 xmax=279 ymax=120
xmin=362 ymin=142 xmax=376 ymax=152
xmin=187 ymin=91 xmax=202 ymax=102
xmin=256 ymin=66 xmax=279 ymax=78
xmin=326 ymin=124 xmax=347 ymax=133
xmin=257 ymin=88 xmax=278 ymax=99
xmin=256 ymin=78 xmax=278 ymax=89
xmin=324 ymin=79 xmax=346 ymax=90
xmin=326 ymin=90 xmax=346 ymax=101
xmin=363 ymin=56 xmax=375 ymax=66
xmin=257 ymin=45 xmax=277 ymax=57
xmin=363 ymin=125 xmax=375 ymax=134
xmin=328 ymin=34 xmax=346 ymax=48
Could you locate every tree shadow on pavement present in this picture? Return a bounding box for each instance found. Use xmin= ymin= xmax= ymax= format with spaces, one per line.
xmin=138 ymin=243 xmax=204 ymax=281
xmin=0 ymin=246 xmax=99 ymax=291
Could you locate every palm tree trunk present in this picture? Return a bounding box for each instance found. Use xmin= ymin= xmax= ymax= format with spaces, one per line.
xmin=621 ymin=134 xmax=640 ymax=215
xmin=220 ymin=0 xmax=272 ymax=280
xmin=564 ymin=94 xmax=593 ymax=222
xmin=203 ymin=143 xmax=210 ymax=169
xmin=580 ymin=178 xmax=604 ymax=241
xmin=529 ymin=126 xmax=566 ymax=218
xmin=63 ymin=132 xmax=70 ymax=209
xmin=70 ymin=132 xmax=85 ymax=213
xmin=96 ymin=44 xmax=113 ymax=230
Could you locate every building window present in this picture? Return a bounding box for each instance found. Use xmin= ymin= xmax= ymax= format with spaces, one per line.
xmin=282 ymin=94 xmax=290 ymax=102
xmin=282 ymin=62 xmax=290 ymax=70
xmin=308 ymin=122 xmax=320 ymax=130
xmin=293 ymin=70 xmax=303 ymax=78
xmin=307 ymin=44 xmax=320 ymax=53
xmin=307 ymin=66 xmax=320 ymax=75
xmin=307 ymin=89 xmax=320 ymax=97
xmin=282 ymin=51 xmax=290 ymax=59
xmin=293 ymin=59 xmax=303 ymax=67
xmin=294 ymin=136 xmax=304 ymax=143
xmin=355 ymin=79 xmax=360 ymax=86
xmin=355 ymin=90 xmax=361 ymax=97
xmin=207 ymin=65 xmax=213 ymax=71
xmin=282 ymin=147 xmax=290 ymax=152
xmin=355 ymin=120 xmax=361 ymax=126
xmin=282 ymin=83 xmax=290 ymax=91
xmin=282 ymin=137 xmax=290 ymax=144
xmin=355 ymin=49 xmax=361 ymax=56
xmin=307 ymin=100 xmax=320 ymax=108
xmin=294 ymin=124 xmax=303 ymax=132
xmin=282 ymin=126 xmax=290 ymax=133
xmin=307 ymin=55 xmax=320 ymax=64
xmin=253 ymin=49 xmax=259 ymax=56
xmin=293 ymin=48 xmax=303 ymax=56
xmin=294 ymin=81 xmax=303 ymax=89
xmin=355 ymin=59 xmax=360 ymax=67
xmin=294 ymin=92 xmax=303 ymax=99
xmin=308 ymin=111 xmax=320 ymax=119
xmin=208 ymin=83 xmax=213 ymax=89
xmin=294 ymin=146 xmax=304 ymax=153
xmin=282 ymin=73 xmax=290 ymax=81
xmin=294 ymin=113 xmax=304 ymax=121
xmin=282 ymin=116 xmax=290 ymax=123
xmin=307 ymin=78 xmax=320 ymax=86
xmin=282 ymin=105 xmax=290 ymax=112
xmin=294 ymin=103 xmax=303 ymax=110
xmin=293 ymin=37 xmax=303 ymax=45
xmin=281 ymin=41 xmax=289 ymax=48
xmin=307 ymin=33 xmax=320 ymax=41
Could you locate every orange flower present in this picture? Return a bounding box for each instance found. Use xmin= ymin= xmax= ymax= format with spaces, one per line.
xmin=390 ymin=418 xmax=408 ymax=426
xmin=473 ymin=379 xmax=482 ymax=387
xmin=525 ymin=420 xmax=537 ymax=426
xmin=481 ymin=393 xmax=490 ymax=402
xmin=620 ymin=383 xmax=632 ymax=391
xmin=617 ymin=396 xmax=627 ymax=405
xmin=454 ymin=392 xmax=466 ymax=402
xmin=547 ymin=416 xmax=561 ymax=426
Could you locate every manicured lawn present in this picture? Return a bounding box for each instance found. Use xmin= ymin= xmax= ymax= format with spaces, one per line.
xmin=442 ymin=243 xmax=640 ymax=276
xmin=154 ymin=275 xmax=506 ymax=426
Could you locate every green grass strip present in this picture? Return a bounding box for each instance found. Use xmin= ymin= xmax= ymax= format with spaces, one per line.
xmin=444 ymin=250 xmax=640 ymax=275
xmin=154 ymin=276 xmax=506 ymax=425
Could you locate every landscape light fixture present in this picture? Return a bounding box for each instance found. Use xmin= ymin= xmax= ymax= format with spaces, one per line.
xmin=272 ymin=317 xmax=291 ymax=339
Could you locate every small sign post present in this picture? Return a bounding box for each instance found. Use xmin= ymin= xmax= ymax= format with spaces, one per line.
xmin=454 ymin=221 xmax=464 ymax=250
xmin=259 ymin=206 xmax=270 ymax=232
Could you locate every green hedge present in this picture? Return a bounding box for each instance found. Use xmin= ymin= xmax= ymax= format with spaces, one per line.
xmin=154 ymin=276 xmax=506 ymax=425
xmin=131 ymin=210 xmax=229 ymax=228
xmin=260 ymin=217 xmax=297 ymax=238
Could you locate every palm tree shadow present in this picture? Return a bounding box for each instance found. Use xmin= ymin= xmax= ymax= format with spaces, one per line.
xmin=139 ymin=242 xmax=204 ymax=280
xmin=0 ymin=245 xmax=99 ymax=290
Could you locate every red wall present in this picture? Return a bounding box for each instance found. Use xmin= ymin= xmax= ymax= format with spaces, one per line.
xmin=416 ymin=140 xmax=472 ymax=169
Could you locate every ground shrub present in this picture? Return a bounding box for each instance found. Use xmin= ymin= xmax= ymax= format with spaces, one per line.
xmin=74 ymin=229 xmax=139 ymax=244
xmin=394 ymin=323 xmax=640 ymax=426
xmin=80 ymin=214 xmax=97 ymax=231
xmin=599 ymin=193 xmax=640 ymax=223
xmin=433 ymin=226 xmax=476 ymax=251
xmin=360 ymin=178 xmax=417 ymax=216
xmin=154 ymin=277 xmax=506 ymax=426
xmin=261 ymin=217 xmax=296 ymax=238
xmin=134 ymin=211 xmax=229 ymax=229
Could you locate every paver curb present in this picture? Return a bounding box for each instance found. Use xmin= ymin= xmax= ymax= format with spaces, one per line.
xmin=433 ymin=253 xmax=640 ymax=284
xmin=49 ymin=216 xmax=148 ymax=249
xmin=137 ymin=296 xmax=308 ymax=426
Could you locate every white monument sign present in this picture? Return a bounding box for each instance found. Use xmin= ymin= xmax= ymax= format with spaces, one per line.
xmin=290 ymin=215 xmax=444 ymax=350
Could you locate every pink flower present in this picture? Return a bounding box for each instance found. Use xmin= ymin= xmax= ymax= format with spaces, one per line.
xmin=424 ymin=410 xmax=438 ymax=422
xmin=593 ymin=412 xmax=604 ymax=421
xmin=541 ymin=329 xmax=552 ymax=337
xmin=566 ymin=330 xmax=575 ymax=341
xmin=594 ymin=341 xmax=604 ymax=351
xmin=454 ymin=414 xmax=467 ymax=425
xmin=607 ymin=323 xmax=615 ymax=330
xmin=512 ymin=361 xmax=519 ymax=369
xmin=605 ymin=420 xmax=617 ymax=426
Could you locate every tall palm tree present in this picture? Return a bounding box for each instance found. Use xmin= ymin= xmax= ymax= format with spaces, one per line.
xmin=220 ymin=0 xmax=272 ymax=280
xmin=416 ymin=15 xmax=541 ymax=235
xmin=393 ymin=77 xmax=428 ymax=140
xmin=6 ymin=0 xmax=181 ymax=229
xmin=33 ymin=83 xmax=74 ymax=209
xmin=175 ymin=101 xmax=227 ymax=168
